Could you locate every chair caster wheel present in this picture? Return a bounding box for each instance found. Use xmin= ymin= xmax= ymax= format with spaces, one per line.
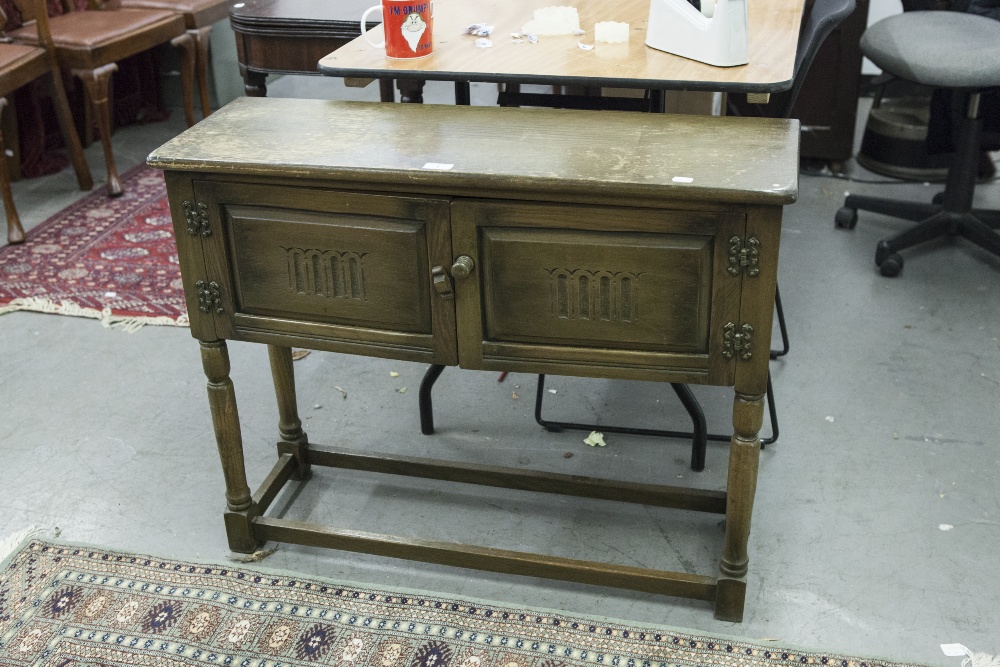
xmin=835 ymin=206 xmax=858 ymax=229
xmin=875 ymin=240 xmax=892 ymax=265
xmin=879 ymin=253 xmax=903 ymax=277
xmin=932 ymin=191 xmax=944 ymax=205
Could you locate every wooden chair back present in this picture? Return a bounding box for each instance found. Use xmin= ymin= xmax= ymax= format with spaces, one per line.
xmin=8 ymin=0 xmax=58 ymax=50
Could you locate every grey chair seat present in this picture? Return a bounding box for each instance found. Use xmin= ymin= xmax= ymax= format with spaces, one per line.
xmin=861 ymin=11 xmax=1000 ymax=89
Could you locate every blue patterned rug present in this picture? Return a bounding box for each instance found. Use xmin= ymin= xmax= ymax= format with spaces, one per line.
xmin=0 ymin=539 xmax=923 ymax=667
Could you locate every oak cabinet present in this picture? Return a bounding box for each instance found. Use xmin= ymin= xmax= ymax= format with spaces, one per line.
xmin=150 ymin=97 xmax=798 ymax=622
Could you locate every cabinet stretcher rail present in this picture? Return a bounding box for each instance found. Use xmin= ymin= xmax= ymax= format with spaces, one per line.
xmin=253 ymin=516 xmax=719 ymax=602
xmin=267 ymin=443 xmax=728 ymax=514
xmin=248 ymin=443 xmax=725 ymax=605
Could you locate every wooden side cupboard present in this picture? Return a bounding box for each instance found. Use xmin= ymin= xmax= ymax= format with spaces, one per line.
xmin=148 ymin=97 xmax=799 ymax=622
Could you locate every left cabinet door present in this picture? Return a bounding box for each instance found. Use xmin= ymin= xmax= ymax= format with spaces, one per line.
xmin=189 ymin=179 xmax=456 ymax=365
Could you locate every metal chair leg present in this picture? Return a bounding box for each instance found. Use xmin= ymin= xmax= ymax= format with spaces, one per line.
xmin=419 ymin=364 xmax=446 ymax=435
xmin=770 ymin=283 xmax=789 ymax=359
xmin=532 ymin=371 xmax=778 ymax=466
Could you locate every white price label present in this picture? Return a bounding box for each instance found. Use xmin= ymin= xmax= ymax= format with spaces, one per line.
xmin=941 ymin=644 xmax=970 ymax=657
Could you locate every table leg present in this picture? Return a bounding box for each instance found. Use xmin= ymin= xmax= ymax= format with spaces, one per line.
xmin=499 ymin=83 xmax=520 ymax=107
xmin=240 ymin=66 xmax=268 ymax=97
xmin=200 ymin=340 xmax=260 ymax=553
xmin=455 ymin=82 xmax=471 ymax=105
xmin=649 ymin=89 xmax=665 ymax=113
xmin=379 ymin=79 xmax=396 ymax=102
xmin=397 ymin=79 xmax=425 ymax=103
xmin=268 ymin=345 xmax=310 ymax=480
xmin=715 ymin=386 xmax=763 ymax=621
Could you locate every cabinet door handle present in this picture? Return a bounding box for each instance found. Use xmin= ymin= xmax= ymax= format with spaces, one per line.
xmin=431 ymin=266 xmax=454 ymax=299
xmin=451 ymin=255 xmax=475 ymax=280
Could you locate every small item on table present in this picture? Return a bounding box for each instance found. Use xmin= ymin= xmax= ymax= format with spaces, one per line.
xmin=521 ymin=6 xmax=580 ymax=35
xmin=476 ymin=38 xmax=493 ymax=48
xmin=595 ymin=21 xmax=629 ymax=43
xmin=464 ymin=23 xmax=494 ymax=36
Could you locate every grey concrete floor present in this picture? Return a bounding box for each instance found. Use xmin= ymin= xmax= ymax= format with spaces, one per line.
xmin=1 ymin=78 xmax=999 ymax=666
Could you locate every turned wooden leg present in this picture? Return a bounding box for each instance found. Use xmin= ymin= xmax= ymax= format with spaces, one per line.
xmin=715 ymin=205 xmax=780 ymax=623
xmin=171 ymin=32 xmax=197 ymax=127
xmin=396 ymin=79 xmax=424 ymax=103
xmin=190 ymin=26 xmax=213 ymax=119
xmin=200 ymin=340 xmax=260 ymax=553
xmin=73 ymin=64 xmax=121 ymax=197
xmin=715 ymin=388 xmax=763 ymax=621
xmin=240 ymin=66 xmax=267 ymax=97
xmin=46 ymin=71 xmax=92 ymax=191
xmin=0 ymin=98 xmax=24 ymax=245
xmin=268 ymin=344 xmax=310 ymax=480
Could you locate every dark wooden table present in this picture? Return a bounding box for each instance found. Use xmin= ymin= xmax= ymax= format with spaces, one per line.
xmin=229 ymin=0 xmax=394 ymax=101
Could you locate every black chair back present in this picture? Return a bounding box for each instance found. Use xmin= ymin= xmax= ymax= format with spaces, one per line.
xmin=781 ymin=0 xmax=859 ymax=118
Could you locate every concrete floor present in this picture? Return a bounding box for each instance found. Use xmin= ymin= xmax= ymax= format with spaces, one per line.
xmin=1 ymin=78 xmax=999 ymax=666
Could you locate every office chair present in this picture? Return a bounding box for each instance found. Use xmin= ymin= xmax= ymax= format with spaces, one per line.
xmin=835 ymin=11 xmax=1000 ymax=276
xmin=417 ymin=0 xmax=859 ymax=472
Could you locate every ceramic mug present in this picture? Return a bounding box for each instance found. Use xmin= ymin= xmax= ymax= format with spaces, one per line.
xmin=361 ymin=0 xmax=433 ymax=59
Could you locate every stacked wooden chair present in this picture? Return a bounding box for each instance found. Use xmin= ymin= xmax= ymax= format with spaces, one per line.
xmin=117 ymin=0 xmax=230 ymax=123
xmin=0 ymin=0 xmax=91 ymax=244
xmin=7 ymin=0 xmax=195 ymax=197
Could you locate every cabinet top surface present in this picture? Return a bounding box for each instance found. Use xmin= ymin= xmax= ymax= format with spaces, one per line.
xmin=148 ymin=97 xmax=799 ymax=205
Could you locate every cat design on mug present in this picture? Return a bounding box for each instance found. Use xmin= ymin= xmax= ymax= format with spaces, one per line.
xmin=400 ymin=12 xmax=427 ymax=52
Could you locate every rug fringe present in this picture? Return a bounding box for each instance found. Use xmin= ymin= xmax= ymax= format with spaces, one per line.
xmin=0 ymin=296 xmax=188 ymax=332
xmin=0 ymin=525 xmax=42 ymax=563
xmin=965 ymin=654 xmax=1000 ymax=667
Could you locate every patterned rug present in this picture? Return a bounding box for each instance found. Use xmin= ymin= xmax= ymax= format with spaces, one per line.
xmin=0 ymin=538 xmax=925 ymax=667
xmin=0 ymin=165 xmax=187 ymax=331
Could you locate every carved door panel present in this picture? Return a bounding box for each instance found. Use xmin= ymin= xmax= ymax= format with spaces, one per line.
xmin=450 ymin=200 xmax=746 ymax=385
xmin=192 ymin=181 xmax=456 ymax=365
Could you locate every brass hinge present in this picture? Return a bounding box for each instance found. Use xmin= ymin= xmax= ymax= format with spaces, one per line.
xmin=183 ymin=200 xmax=211 ymax=237
xmin=727 ymin=236 xmax=760 ymax=277
xmin=722 ymin=322 xmax=753 ymax=360
xmin=195 ymin=280 xmax=224 ymax=314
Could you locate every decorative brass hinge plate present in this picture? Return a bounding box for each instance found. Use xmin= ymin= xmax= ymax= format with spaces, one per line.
xmin=722 ymin=322 xmax=753 ymax=360
xmin=727 ymin=236 xmax=760 ymax=277
xmin=183 ymin=200 xmax=211 ymax=237
xmin=195 ymin=280 xmax=224 ymax=314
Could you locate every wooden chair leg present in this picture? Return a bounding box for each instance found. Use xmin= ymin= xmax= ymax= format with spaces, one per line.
xmin=83 ymin=88 xmax=93 ymax=147
xmin=73 ymin=64 xmax=122 ymax=197
xmin=190 ymin=26 xmax=213 ymax=119
xmin=172 ymin=32 xmax=197 ymax=127
xmin=46 ymin=70 xmax=93 ymax=192
xmin=0 ymin=98 xmax=25 ymax=244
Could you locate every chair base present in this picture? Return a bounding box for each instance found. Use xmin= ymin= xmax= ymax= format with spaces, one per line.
xmin=837 ymin=89 xmax=1000 ymax=276
xmin=838 ymin=195 xmax=1000 ymax=277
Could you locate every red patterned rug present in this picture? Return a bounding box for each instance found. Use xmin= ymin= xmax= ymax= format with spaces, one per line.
xmin=0 ymin=164 xmax=187 ymax=331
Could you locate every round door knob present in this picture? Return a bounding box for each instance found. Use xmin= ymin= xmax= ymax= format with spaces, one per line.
xmin=451 ymin=255 xmax=475 ymax=280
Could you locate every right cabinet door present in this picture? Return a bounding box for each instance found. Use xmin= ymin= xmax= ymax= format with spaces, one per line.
xmin=451 ymin=200 xmax=746 ymax=385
